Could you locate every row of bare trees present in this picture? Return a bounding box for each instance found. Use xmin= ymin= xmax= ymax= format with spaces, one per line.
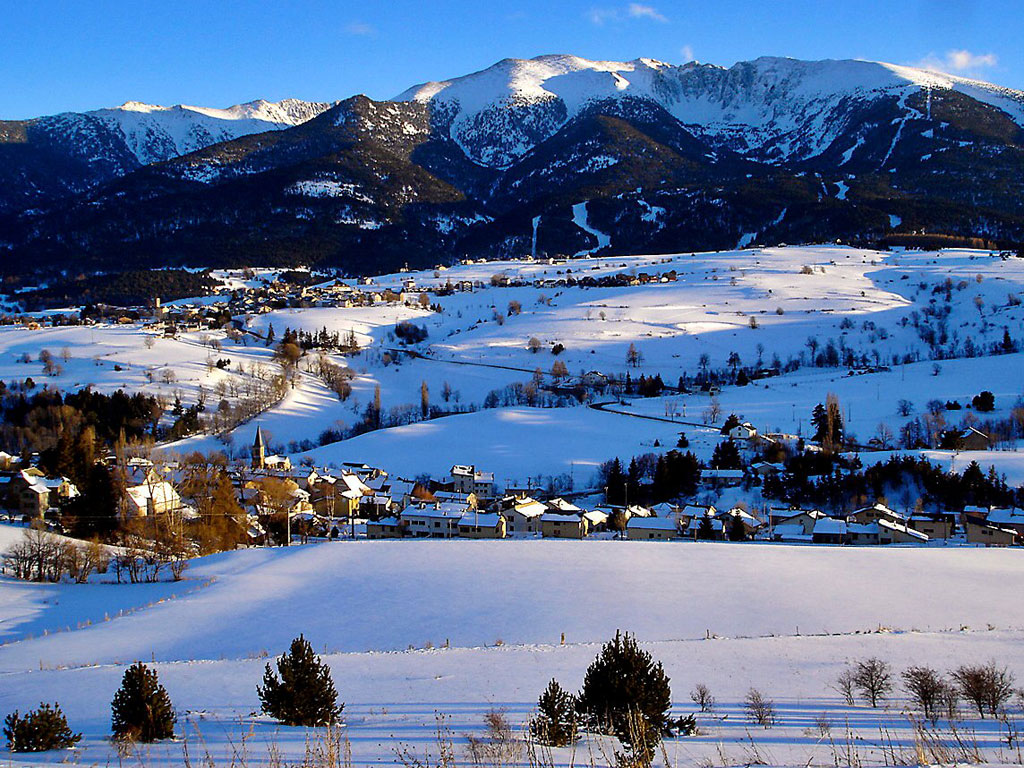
xmin=3 ymin=521 xmax=190 ymax=584
xmin=3 ymin=526 xmax=108 ymax=583
xmin=837 ymin=657 xmax=1019 ymax=722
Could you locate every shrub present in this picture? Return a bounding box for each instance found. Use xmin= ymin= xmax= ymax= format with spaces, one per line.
xmin=394 ymin=321 xmax=428 ymax=344
xmin=952 ymin=662 xmax=1015 ymax=718
xmin=577 ymin=631 xmax=671 ymax=748
xmin=972 ymin=391 xmax=995 ymax=412
xmin=744 ymin=689 xmax=776 ymax=727
xmin=4 ymin=703 xmax=81 ymax=752
xmin=111 ymin=663 xmax=175 ymax=742
xmin=467 ymin=708 xmax=521 ymax=767
xmin=258 ymin=634 xmax=342 ymax=726
xmin=853 ymin=658 xmax=892 ymax=708
xmin=531 ymin=679 xmax=577 ymax=747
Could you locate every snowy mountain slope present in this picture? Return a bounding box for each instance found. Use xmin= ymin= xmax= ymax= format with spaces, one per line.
xmin=0 ymin=97 xmax=335 ymax=213
xmin=86 ymin=98 xmax=337 ymax=165
xmin=397 ymin=54 xmax=1024 ymax=166
xmin=4 ymin=55 xmax=1024 ymax=273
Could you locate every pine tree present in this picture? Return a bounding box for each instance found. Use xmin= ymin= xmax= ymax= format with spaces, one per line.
xmin=531 ymin=679 xmax=577 ymax=747
xmin=111 ymin=663 xmax=176 ymax=742
xmin=265 ymin=323 xmax=275 ymax=347
xmin=4 ymin=703 xmax=81 ymax=752
xmin=258 ymin=635 xmax=342 ymax=726
xmin=727 ymin=513 xmax=748 ymax=542
xmin=577 ymin=631 xmax=671 ymax=748
xmin=420 ymin=380 xmax=429 ymax=419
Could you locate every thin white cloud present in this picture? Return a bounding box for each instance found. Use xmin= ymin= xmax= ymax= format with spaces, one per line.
xmin=680 ymin=44 xmax=695 ymax=62
xmin=915 ymin=48 xmax=998 ymax=74
xmin=345 ymin=21 xmax=376 ymax=37
xmin=587 ymin=3 xmax=668 ymax=25
xmin=628 ymin=3 xmax=668 ymax=22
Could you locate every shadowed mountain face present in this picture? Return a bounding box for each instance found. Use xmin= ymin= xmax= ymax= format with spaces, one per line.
xmin=3 ymin=56 xmax=1024 ymax=277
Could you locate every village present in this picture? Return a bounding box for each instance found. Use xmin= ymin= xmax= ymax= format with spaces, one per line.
xmin=2 ymin=414 xmax=1021 ymax=564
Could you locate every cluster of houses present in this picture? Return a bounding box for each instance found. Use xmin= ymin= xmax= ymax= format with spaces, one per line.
xmin=2 ymin=424 xmax=1021 ymax=549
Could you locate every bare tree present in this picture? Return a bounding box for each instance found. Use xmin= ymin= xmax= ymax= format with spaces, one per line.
xmin=690 ymin=683 xmax=715 ymax=713
xmin=903 ymin=666 xmax=948 ymax=723
xmin=953 ymin=662 xmax=1016 ymax=718
xmin=834 ymin=668 xmax=856 ymax=706
xmin=853 ymin=658 xmax=892 ymax=708
xmin=744 ymin=689 xmax=776 ymax=727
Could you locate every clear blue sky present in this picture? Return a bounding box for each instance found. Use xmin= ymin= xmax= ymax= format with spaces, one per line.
xmin=4 ymin=0 xmax=1023 ymax=118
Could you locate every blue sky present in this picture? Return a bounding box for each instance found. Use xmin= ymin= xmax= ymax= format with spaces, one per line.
xmin=4 ymin=0 xmax=1022 ymax=118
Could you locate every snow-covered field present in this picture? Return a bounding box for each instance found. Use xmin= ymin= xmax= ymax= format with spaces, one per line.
xmin=5 ymin=245 xmax=1022 ymax=475
xmin=1 ymin=530 xmax=1024 ymax=766
xmin=3 ymin=245 xmax=1024 ymax=764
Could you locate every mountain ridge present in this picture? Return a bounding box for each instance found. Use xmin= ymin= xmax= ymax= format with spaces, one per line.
xmin=2 ymin=54 xmax=1024 ymax=279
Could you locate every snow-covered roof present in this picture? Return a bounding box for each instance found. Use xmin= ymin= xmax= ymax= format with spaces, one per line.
xmin=627 ymin=517 xmax=677 ymax=531
xmin=458 ymin=512 xmax=502 ymax=527
xmin=541 ymin=513 xmax=584 ymax=523
xmin=813 ymin=517 xmax=847 ymax=535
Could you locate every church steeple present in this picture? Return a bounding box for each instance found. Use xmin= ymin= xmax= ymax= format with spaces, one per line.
xmin=252 ymin=426 xmax=266 ymax=470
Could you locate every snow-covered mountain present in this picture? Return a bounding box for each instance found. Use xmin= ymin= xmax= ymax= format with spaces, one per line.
xmin=4 ymin=55 xmax=1024 ymax=276
xmin=85 ymin=98 xmax=337 ymax=164
xmin=397 ymin=54 xmax=1024 ymax=167
xmin=0 ymin=97 xmax=336 ymax=212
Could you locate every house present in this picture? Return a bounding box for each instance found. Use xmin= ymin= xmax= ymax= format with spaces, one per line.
xmin=402 ymin=503 xmax=463 ymax=538
xmin=776 ymin=509 xmax=827 ymax=536
xmin=907 ymin=513 xmax=955 ymax=539
xmin=984 ymin=508 xmax=1024 ymax=537
xmin=751 ymin=461 xmax=785 ymax=477
xmin=846 ymin=522 xmax=879 ymax=545
xmin=877 ymin=518 xmax=929 ymax=545
xmin=504 ymin=498 xmax=546 ymax=535
xmin=964 ymin=519 xmax=1017 ymax=547
xmin=360 ymin=494 xmax=393 ymax=520
xmin=457 ymin=511 xmax=507 ymax=539
xmin=448 ymin=465 xmax=496 ymax=500
xmin=125 ymin=481 xmax=182 ymax=518
xmin=366 ymin=517 xmax=403 ymax=539
xmin=728 ymin=422 xmax=758 ymax=440
xmin=718 ymin=507 xmax=762 ymax=537
xmin=846 ymin=503 xmax=905 ymax=525
xmin=8 ymin=470 xmax=77 ymax=519
xmin=626 ymin=516 xmax=678 ymax=540
xmin=582 ymin=509 xmax=609 ymax=532
xmin=701 ymin=469 xmax=744 ymax=488
xmin=540 ymin=513 xmax=589 ymax=539
xmin=811 ymin=517 xmax=847 ymax=544
xmin=940 ymin=427 xmax=992 ymax=451
xmin=676 ymin=504 xmax=716 ymax=529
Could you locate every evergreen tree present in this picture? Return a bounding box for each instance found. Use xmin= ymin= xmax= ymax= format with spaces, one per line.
xmin=710 ymin=440 xmax=742 ymax=470
xmin=727 ymin=513 xmax=748 ymax=542
xmin=696 ymin=514 xmax=717 ymax=540
xmin=265 ymin=323 xmax=275 ymax=347
xmin=4 ymin=703 xmax=81 ymax=752
xmin=65 ymin=463 xmax=119 ymax=539
xmin=577 ymin=631 xmax=672 ymax=749
xmin=531 ymin=679 xmax=578 ymax=747
xmin=258 ymin=635 xmax=342 ymax=726
xmin=603 ymin=459 xmax=627 ymax=505
xmin=111 ymin=663 xmax=175 ymax=742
